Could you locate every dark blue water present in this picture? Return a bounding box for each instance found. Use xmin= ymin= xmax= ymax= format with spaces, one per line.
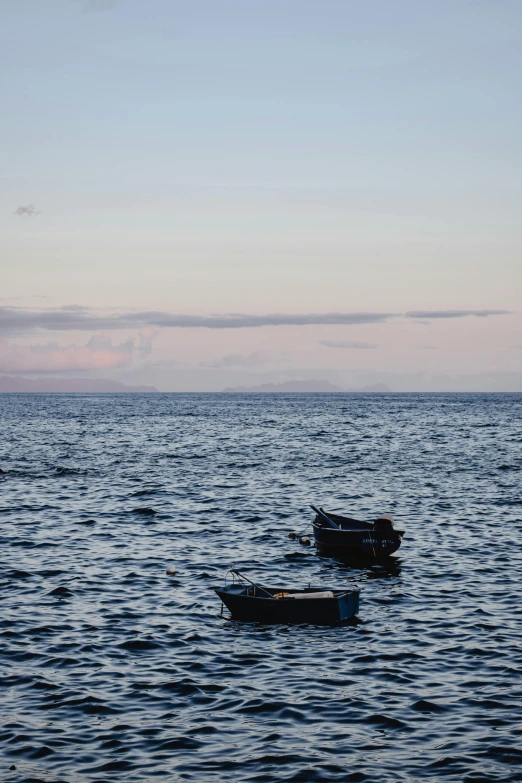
xmin=1 ymin=393 xmax=522 ymax=783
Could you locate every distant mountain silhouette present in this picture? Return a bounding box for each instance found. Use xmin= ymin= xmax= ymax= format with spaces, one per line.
xmin=224 ymin=380 xmax=343 ymax=393
xmin=347 ymin=383 xmax=391 ymax=393
xmin=0 ymin=376 xmax=159 ymax=393
xmin=223 ymin=380 xmax=391 ymax=393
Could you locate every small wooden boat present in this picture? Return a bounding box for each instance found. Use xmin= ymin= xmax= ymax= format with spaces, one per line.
xmin=311 ymin=505 xmax=404 ymax=561
xmin=216 ymin=570 xmax=359 ymax=625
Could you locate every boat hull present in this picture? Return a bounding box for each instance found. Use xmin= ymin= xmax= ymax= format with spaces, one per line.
xmin=216 ymin=586 xmax=359 ymax=625
xmin=313 ymin=523 xmax=403 ymax=561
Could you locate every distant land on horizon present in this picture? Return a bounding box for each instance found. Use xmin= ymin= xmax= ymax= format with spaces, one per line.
xmin=223 ymin=380 xmax=392 ymax=393
xmin=0 ymin=376 xmax=159 ymax=393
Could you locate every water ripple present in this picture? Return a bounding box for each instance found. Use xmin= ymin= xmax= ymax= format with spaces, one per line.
xmin=1 ymin=392 xmax=521 ymax=782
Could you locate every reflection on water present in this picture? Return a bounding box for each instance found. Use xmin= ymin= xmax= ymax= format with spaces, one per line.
xmin=321 ymin=556 xmax=403 ymax=578
xmin=1 ymin=392 xmax=522 ymax=782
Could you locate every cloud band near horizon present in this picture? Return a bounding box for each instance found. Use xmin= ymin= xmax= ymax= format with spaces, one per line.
xmin=320 ymin=340 xmax=377 ymax=349
xmin=0 ymin=306 xmax=511 ymax=336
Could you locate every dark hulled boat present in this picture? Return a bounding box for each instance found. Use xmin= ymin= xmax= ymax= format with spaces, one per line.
xmin=312 ymin=507 xmax=404 ymax=561
xmin=216 ymin=571 xmax=359 ymax=625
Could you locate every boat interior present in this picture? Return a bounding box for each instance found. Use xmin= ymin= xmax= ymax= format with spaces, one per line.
xmin=224 ymin=584 xmax=343 ymax=599
xmin=314 ymin=510 xmax=374 ymax=531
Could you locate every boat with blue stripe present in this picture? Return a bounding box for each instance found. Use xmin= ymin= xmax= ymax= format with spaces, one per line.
xmin=216 ymin=570 xmax=360 ymax=625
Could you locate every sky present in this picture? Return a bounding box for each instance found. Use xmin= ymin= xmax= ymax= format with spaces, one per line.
xmin=1 ymin=0 xmax=521 ymax=391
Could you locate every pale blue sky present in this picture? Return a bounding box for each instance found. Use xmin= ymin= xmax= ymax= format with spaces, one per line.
xmin=1 ymin=0 xmax=521 ymax=389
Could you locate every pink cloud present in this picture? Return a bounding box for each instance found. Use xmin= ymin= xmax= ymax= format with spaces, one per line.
xmin=0 ymin=336 xmax=135 ymax=374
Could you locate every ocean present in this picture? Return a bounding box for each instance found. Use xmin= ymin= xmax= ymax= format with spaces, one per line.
xmin=1 ymin=392 xmax=522 ymax=782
